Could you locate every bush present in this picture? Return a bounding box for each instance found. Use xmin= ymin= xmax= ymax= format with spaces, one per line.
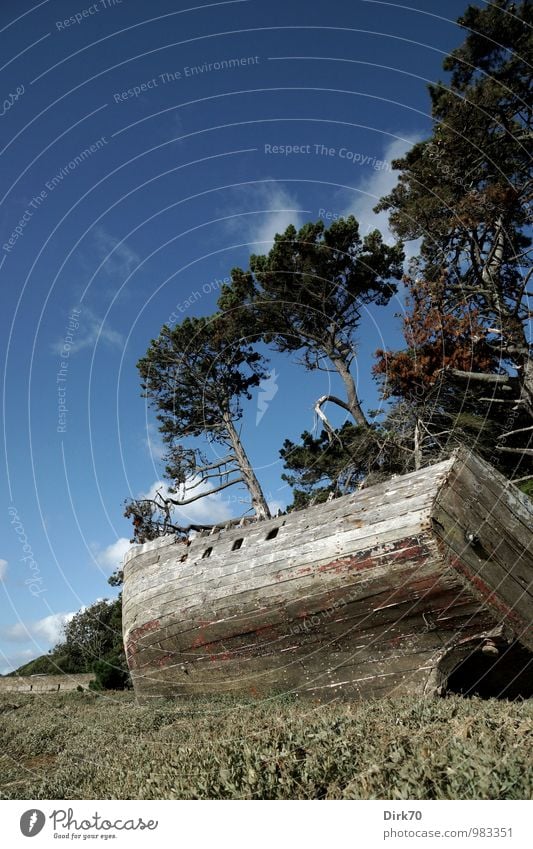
xmin=90 ymin=656 xmax=130 ymax=691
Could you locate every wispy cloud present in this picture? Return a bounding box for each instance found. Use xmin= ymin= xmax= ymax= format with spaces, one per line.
xmin=93 ymin=225 xmax=140 ymax=280
xmin=340 ymin=135 xmax=422 ymax=260
xmin=0 ymin=648 xmax=35 ymax=676
xmin=144 ymin=422 xmax=166 ymax=462
xmin=50 ymin=304 xmax=123 ymax=355
xmin=220 ymin=142 xmax=420 ymax=263
xmin=256 ymin=369 xmax=279 ymax=425
xmin=223 ymin=183 xmax=307 ymax=253
xmin=0 ymin=559 xmax=7 ymax=581
xmin=267 ymin=497 xmax=285 ymax=516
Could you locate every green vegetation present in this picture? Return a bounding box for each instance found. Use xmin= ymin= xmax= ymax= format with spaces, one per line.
xmin=219 ymin=215 xmax=403 ymax=429
xmin=0 ymin=691 xmax=531 ymax=800
xmin=372 ymin=0 xmax=533 ymax=484
xmin=7 ymin=599 xmax=128 ymax=690
xmin=6 ymin=654 xmax=62 ymax=678
xmin=124 ymin=0 xmax=532 ymax=534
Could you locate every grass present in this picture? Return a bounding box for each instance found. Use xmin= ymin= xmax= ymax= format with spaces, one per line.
xmin=0 ymin=690 xmax=531 ymax=800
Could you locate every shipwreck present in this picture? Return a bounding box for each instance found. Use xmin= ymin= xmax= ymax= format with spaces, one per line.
xmin=122 ymin=448 xmax=533 ymax=702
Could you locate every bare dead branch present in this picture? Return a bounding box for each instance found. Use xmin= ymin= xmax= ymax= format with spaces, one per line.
xmin=194 ymin=454 xmax=237 ymax=473
xmin=314 ymin=394 xmax=353 ymax=443
xmin=480 ymin=398 xmax=525 ymax=404
xmin=495 ymin=446 xmax=533 ymax=456
xmin=497 ymin=424 xmax=533 ymax=439
xmin=444 ymin=368 xmax=513 ymax=385
xmin=185 ymin=468 xmax=240 ymax=491
xmin=487 ymin=343 xmax=531 ymax=356
xmin=166 ymin=477 xmax=245 ymax=505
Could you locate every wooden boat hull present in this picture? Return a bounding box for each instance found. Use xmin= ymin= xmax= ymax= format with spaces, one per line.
xmin=122 ymin=449 xmax=533 ymax=701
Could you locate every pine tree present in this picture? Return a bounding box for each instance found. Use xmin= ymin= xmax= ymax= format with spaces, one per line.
xmin=375 ymin=0 xmax=533 ymax=426
xmin=219 ymin=216 xmax=403 ymax=430
xmin=126 ymin=312 xmax=271 ymax=541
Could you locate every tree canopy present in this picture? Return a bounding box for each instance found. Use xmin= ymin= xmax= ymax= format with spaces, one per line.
xmin=376 ymin=0 xmax=533 ymax=419
xmin=127 ymin=311 xmax=272 ymax=535
xmin=219 ymin=216 xmax=403 ymax=429
xmin=278 ymin=1 xmax=532 ymax=499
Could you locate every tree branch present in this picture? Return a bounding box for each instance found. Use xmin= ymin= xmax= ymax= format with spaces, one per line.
xmin=194 ymin=454 xmax=237 ymax=473
xmin=314 ymin=394 xmax=353 ymax=442
xmin=167 ymin=476 xmax=244 ymax=505
xmin=185 ymin=468 xmax=240 ymax=490
xmin=480 ymin=398 xmax=525 ymax=404
xmin=496 ymin=446 xmax=533 ymax=456
xmin=444 ymin=368 xmax=514 ymax=385
xmin=497 ymin=424 xmax=533 ymax=439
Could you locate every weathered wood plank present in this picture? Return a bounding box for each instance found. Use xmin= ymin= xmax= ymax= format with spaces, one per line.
xmin=128 ymin=577 xmax=487 ymax=671
xmin=432 ymin=451 xmax=533 ymax=650
xmin=123 ymin=516 xmax=436 ymax=618
xmin=124 ymin=537 xmax=445 ymax=645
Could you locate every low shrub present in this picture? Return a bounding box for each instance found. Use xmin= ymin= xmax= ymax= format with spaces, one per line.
xmin=0 ymin=692 xmax=531 ymax=800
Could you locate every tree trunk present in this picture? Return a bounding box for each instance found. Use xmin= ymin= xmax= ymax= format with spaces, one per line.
xmin=500 ymin=316 xmax=533 ymax=419
xmin=477 ymin=216 xmax=533 ymax=419
xmin=414 ymin=418 xmax=422 ymax=471
xmin=223 ymin=414 xmax=272 ymax=520
xmin=520 ymin=354 xmax=533 ymax=418
xmin=330 ymin=356 xmax=368 ymax=427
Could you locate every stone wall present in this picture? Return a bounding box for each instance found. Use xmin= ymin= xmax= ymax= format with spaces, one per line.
xmin=0 ymin=673 xmax=94 ymax=693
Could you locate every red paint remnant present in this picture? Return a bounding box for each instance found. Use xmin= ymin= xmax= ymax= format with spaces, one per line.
xmin=188 ymin=622 xmax=280 ymax=654
xmin=125 ymin=618 xmax=160 ymax=668
xmin=210 ymin=651 xmax=231 ymax=662
xmin=316 ymin=538 xmax=429 ymax=575
xmin=450 ymin=556 xmax=527 ymax=632
xmin=153 ymin=653 xmax=174 ymax=669
xmin=191 ymin=631 xmax=208 ymax=649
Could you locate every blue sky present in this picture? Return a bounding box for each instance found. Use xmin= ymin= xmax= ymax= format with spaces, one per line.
xmin=0 ymin=0 xmax=471 ymax=673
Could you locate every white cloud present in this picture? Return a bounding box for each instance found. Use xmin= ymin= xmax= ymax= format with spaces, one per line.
xmin=140 ymin=478 xmax=233 ymax=527
xmin=50 ymin=304 xmax=123 ymax=355
xmin=220 ymin=142 xmax=420 ymax=265
xmin=93 ymin=225 xmax=140 ymax=280
xmin=223 ymin=183 xmax=307 ymax=253
xmin=93 ymin=537 xmax=131 ymax=572
xmin=34 ymin=612 xmax=75 ymax=644
xmin=256 ymin=368 xmax=279 ymax=425
xmin=2 ymin=611 xmax=75 ymax=646
xmin=1 ymin=648 xmax=35 ymax=676
xmin=0 ymin=559 xmax=7 ymax=581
